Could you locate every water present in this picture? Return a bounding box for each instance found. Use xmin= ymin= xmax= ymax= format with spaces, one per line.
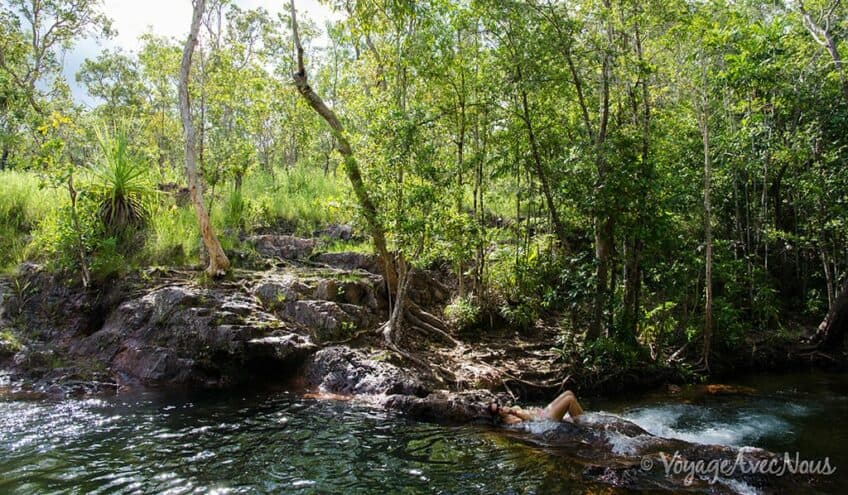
xmin=1 ymin=372 xmax=846 ymax=494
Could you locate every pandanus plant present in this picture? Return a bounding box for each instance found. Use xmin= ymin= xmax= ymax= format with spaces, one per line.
xmin=90 ymin=125 xmax=152 ymax=233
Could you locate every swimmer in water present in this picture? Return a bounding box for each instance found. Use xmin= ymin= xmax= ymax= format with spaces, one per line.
xmin=488 ymin=390 xmax=584 ymax=425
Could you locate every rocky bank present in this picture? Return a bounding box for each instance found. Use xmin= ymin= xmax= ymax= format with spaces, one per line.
xmin=0 ymin=234 xmax=823 ymax=492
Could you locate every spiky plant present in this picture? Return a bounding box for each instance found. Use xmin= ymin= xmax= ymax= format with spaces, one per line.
xmin=90 ymin=125 xmax=152 ymax=233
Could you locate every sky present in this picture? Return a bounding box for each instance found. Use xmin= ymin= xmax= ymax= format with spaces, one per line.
xmin=62 ymin=0 xmax=336 ymax=105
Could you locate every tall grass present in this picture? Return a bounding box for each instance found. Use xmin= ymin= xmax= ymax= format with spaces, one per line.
xmin=141 ymin=166 xmax=355 ymax=266
xmin=1 ymin=165 xmax=368 ymax=272
xmin=0 ymin=171 xmax=64 ymax=272
xmin=238 ymin=166 xmax=353 ymax=234
xmin=144 ymin=204 xmax=201 ymax=266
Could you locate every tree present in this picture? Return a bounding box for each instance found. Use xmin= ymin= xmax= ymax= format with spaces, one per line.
xmin=0 ymin=0 xmax=112 ymax=115
xmin=76 ymin=49 xmax=144 ymax=111
xmin=179 ymin=0 xmax=230 ymax=277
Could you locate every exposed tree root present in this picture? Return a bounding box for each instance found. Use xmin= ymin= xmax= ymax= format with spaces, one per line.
xmin=405 ymin=309 xmax=461 ymax=347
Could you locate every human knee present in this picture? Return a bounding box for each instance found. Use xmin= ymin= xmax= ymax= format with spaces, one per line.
xmin=563 ymin=390 xmax=575 ymax=398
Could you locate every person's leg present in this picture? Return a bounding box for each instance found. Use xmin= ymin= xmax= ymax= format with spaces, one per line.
xmin=543 ymin=390 xmax=584 ymax=421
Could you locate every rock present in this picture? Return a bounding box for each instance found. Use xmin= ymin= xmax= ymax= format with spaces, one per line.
xmin=158 ymin=182 xmax=190 ymax=206
xmin=252 ymin=274 xmax=313 ymax=309
xmin=312 ymin=277 xmax=383 ymax=309
xmin=282 ymin=300 xmax=377 ymax=342
xmin=112 ymin=346 xmax=194 ymax=384
xmin=315 ymin=224 xmax=355 ymax=240
xmin=381 ymin=389 xmax=807 ymax=492
xmin=69 ymin=284 xmax=316 ymax=388
xmin=314 ymin=252 xmax=383 ymax=274
xmin=305 ymin=346 xmax=429 ymax=396
xmin=248 ymin=235 xmax=316 ymax=260
xmin=250 ymin=271 xmax=387 ymax=342
xmin=247 ymin=334 xmax=316 ymax=361
xmin=384 ymin=390 xmax=508 ymax=423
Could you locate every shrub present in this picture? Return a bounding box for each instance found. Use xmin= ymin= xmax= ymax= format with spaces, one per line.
xmin=443 ymin=295 xmax=481 ymax=330
xmin=89 ymin=125 xmax=153 ymax=235
xmin=487 ymin=236 xmax=565 ymax=328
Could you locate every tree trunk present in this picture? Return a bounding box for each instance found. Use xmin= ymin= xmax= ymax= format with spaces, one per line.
xmin=799 ymin=2 xmax=848 ymax=105
xmin=621 ymin=16 xmax=651 ymax=343
xmin=518 ymin=83 xmax=568 ymax=249
xmin=289 ymin=0 xmax=397 ymax=290
xmin=700 ymin=82 xmax=714 ymax=371
xmin=817 ymin=278 xmax=848 ymax=350
xmin=588 ymin=217 xmax=613 ymax=341
xmin=0 ymin=141 xmax=9 ymax=170
xmin=179 ymin=0 xmax=230 ymax=277
xmin=588 ymin=0 xmax=615 ymax=342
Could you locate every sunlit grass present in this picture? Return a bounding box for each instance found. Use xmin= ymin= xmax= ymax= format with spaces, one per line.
xmin=0 ymin=165 xmax=517 ymax=272
xmin=238 ymin=166 xmax=353 ymax=235
xmin=0 ymin=171 xmax=64 ymax=272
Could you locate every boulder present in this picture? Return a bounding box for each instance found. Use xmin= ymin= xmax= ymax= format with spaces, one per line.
xmin=70 ymin=284 xmax=316 ymax=388
xmin=252 ymin=274 xmax=313 ymax=309
xmin=381 ymin=389 xmax=809 ymax=492
xmin=281 ymin=300 xmax=377 ymax=342
xmin=384 ymin=390 xmax=508 ymax=423
xmin=248 ymin=235 xmax=317 ymax=260
xmin=314 ymin=224 xmax=355 ymax=240
xmin=314 ymin=252 xmax=383 ymax=274
xmin=305 ymin=345 xmax=429 ymax=396
xmin=247 ymin=334 xmax=316 ymax=361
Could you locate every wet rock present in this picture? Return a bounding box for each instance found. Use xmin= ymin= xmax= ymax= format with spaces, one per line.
xmin=384 ymin=389 xmax=509 ymax=423
xmin=306 ymin=346 xmax=430 ymax=396
xmin=248 ymin=235 xmax=316 ymax=260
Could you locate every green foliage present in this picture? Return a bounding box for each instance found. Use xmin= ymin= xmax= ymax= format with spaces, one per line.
xmin=580 ymin=337 xmax=642 ymax=371
xmin=143 ymin=204 xmax=200 ymax=266
xmin=0 ymin=0 xmax=846 ymax=370
xmin=488 ymin=237 xmax=567 ymax=328
xmin=28 ymin=200 xmax=126 ymax=281
xmin=443 ymin=295 xmax=481 ymax=331
xmin=0 ymin=330 xmax=23 ymax=355
xmin=0 ymin=171 xmax=61 ymax=271
xmin=238 ymin=167 xmax=352 ymax=235
xmin=222 ymin=187 xmax=247 ymax=230
xmin=89 ymin=124 xmax=154 ymax=234
xmin=639 ymin=301 xmax=678 ymax=347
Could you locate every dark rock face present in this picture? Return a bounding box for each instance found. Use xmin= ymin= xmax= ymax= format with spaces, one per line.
xmin=248 ymin=235 xmax=317 ymax=260
xmin=68 ymin=285 xmax=316 ymax=387
xmin=305 ymin=346 xmax=430 ymax=396
xmin=384 ymin=390 xmax=508 ymax=423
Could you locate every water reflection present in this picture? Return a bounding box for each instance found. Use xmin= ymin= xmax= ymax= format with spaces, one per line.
xmin=1 ymin=372 xmax=846 ymax=494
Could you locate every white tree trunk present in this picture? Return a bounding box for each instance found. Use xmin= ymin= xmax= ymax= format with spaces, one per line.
xmin=179 ymin=0 xmax=230 ymax=277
